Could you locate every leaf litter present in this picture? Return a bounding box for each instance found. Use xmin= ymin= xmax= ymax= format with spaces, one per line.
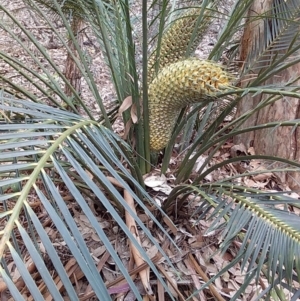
xmin=0 ymin=1 xmax=299 ymax=300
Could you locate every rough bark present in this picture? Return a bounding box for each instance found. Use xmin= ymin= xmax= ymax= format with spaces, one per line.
xmin=234 ymin=0 xmax=300 ymax=190
xmin=64 ymin=16 xmax=84 ymax=106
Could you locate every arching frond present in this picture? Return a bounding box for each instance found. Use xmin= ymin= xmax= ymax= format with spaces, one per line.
xmin=242 ymin=0 xmax=300 ymax=79
xmin=165 ymin=184 xmax=300 ymax=300
xmin=0 ymin=95 xmax=175 ymax=300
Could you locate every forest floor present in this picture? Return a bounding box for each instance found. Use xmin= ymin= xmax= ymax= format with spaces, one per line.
xmin=0 ymin=1 xmax=299 ymax=301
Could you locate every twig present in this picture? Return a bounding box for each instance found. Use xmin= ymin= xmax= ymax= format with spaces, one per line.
xmin=156 ymin=264 xmax=186 ymax=301
xmin=79 ymin=254 xmax=162 ymax=301
xmin=124 ymin=189 xmax=153 ymax=295
xmin=188 ymin=253 xmax=226 ymax=301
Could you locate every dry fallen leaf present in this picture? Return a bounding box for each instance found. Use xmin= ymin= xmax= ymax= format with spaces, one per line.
xmin=230 ymin=143 xmax=248 ymax=158
xmin=144 ymin=174 xmax=172 ymax=195
xmin=144 ymin=174 xmax=166 ymax=187
xmin=130 ymin=103 xmax=138 ymax=124
xmin=118 ymin=96 xmax=132 ymax=115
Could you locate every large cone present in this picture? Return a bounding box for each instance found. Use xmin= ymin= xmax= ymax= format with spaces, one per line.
xmin=148 ymin=59 xmax=232 ymax=150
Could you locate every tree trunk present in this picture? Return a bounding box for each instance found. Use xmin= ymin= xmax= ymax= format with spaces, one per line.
xmin=234 ymin=0 xmax=300 ymax=190
xmin=64 ymin=16 xmax=84 ymax=108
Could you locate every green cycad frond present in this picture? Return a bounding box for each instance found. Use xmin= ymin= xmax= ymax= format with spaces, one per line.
xmin=0 ymin=94 xmax=175 ymax=300
xmin=26 ymin=0 xmax=85 ymax=19
xmin=0 ymin=1 xmax=116 ymax=123
xmin=242 ymin=0 xmax=300 ymax=78
xmin=25 ymin=0 xmax=110 ymax=20
xmin=167 ymin=184 xmax=300 ymax=299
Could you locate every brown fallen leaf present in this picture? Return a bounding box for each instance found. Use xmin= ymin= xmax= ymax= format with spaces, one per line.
xmin=118 ymin=96 xmax=133 ymax=115
xmin=124 ymin=189 xmax=153 ymax=296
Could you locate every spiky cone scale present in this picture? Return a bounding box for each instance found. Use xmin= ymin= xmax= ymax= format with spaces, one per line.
xmin=148 ymin=7 xmax=215 ymax=83
xmin=148 ymin=59 xmax=232 ymax=151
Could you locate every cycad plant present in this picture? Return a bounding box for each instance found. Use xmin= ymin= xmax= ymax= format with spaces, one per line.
xmin=24 ymin=0 xmax=88 ymax=109
xmin=0 ymin=0 xmax=300 ymax=300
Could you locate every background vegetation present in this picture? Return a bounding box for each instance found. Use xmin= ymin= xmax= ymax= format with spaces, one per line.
xmin=0 ymin=0 xmax=300 ymax=300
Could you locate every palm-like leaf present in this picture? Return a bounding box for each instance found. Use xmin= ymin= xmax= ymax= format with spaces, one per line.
xmin=241 ymin=0 xmax=300 ymax=81
xmin=0 ymin=0 xmax=116 ymax=124
xmin=0 ymin=94 xmax=176 ymax=300
xmin=165 ymin=184 xmax=300 ymax=300
xmin=1 ymin=0 xmax=300 ymax=300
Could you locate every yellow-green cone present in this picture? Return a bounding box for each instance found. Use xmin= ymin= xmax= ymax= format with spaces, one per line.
xmin=148 ymin=7 xmax=215 ymax=83
xmin=149 ymin=59 xmax=232 ymax=150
